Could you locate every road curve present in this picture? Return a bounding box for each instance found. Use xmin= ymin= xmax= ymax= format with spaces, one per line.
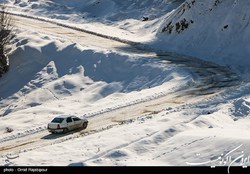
xmin=0 ymin=14 xmax=240 ymax=158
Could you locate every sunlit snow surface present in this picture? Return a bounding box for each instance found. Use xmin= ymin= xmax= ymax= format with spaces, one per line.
xmin=0 ymin=0 xmax=249 ymax=167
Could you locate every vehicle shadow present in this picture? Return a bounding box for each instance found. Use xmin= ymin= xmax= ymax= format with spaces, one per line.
xmin=41 ymin=127 xmax=85 ymax=140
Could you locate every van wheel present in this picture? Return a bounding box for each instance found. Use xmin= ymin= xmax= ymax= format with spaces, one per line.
xmin=63 ymin=128 xmax=68 ymax=133
xmin=82 ymin=122 xmax=88 ymax=129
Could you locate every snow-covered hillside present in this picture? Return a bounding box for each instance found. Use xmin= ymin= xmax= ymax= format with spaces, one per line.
xmin=3 ymin=0 xmax=250 ymax=79
xmin=153 ymin=0 xmax=250 ymax=79
xmin=1 ymin=0 xmax=185 ymax=43
xmin=6 ymin=0 xmax=184 ymax=21
xmin=0 ymin=0 xmax=250 ymax=169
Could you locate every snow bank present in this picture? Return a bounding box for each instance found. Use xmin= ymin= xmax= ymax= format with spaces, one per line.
xmin=1 ymin=0 xmax=250 ymax=167
xmin=0 ymin=28 xmax=189 ymax=133
xmin=5 ymin=0 xmax=250 ymax=79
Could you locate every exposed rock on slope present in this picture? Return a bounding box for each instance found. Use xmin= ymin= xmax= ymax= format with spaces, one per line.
xmin=154 ymin=0 xmax=250 ymax=79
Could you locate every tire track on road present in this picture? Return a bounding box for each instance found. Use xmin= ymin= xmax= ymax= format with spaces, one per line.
xmin=0 ymin=13 xmax=241 ymax=160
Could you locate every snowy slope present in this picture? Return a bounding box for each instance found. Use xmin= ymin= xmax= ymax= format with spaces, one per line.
xmin=0 ymin=27 xmax=190 ymax=133
xmin=3 ymin=0 xmax=250 ymax=79
xmin=1 ymin=0 xmax=185 ymax=42
xmin=6 ymin=0 xmax=184 ymax=21
xmin=0 ymin=0 xmax=250 ymax=168
xmin=153 ymin=0 xmax=250 ymax=79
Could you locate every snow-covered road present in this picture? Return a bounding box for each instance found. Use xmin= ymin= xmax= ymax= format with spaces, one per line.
xmin=0 ymin=14 xmax=241 ymax=160
xmin=12 ymin=15 xmax=132 ymax=51
xmin=12 ymin=14 xmax=240 ymax=92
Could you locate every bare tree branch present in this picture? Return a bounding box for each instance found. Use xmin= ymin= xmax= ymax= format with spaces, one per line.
xmin=0 ymin=3 xmax=14 ymax=77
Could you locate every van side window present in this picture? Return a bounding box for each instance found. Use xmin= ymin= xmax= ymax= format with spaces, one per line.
xmin=66 ymin=117 xmax=72 ymax=123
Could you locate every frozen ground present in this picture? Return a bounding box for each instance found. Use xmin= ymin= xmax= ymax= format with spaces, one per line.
xmin=0 ymin=0 xmax=249 ymax=168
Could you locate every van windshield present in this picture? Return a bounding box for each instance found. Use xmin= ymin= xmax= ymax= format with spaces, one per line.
xmin=51 ymin=118 xmax=64 ymax=123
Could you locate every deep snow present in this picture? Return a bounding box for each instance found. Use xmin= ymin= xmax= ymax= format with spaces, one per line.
xmin=0 ymin=27 xmax=190 ymax=132
xmin=2 ymin=0 xmax=250 ymax=79
xmin=0 ymin=0 xmax=250 ymax=168
xmin=153 ymin=0 xmax=250 ymax=79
